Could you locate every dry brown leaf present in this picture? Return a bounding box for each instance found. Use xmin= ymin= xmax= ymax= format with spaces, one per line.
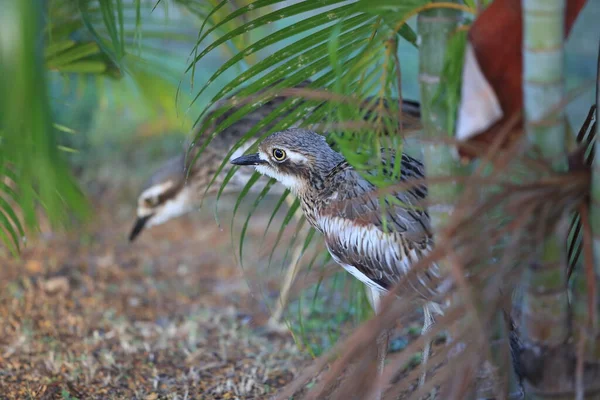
xmin=25 ymin=260 xmax=42 ymax=274
xmin=43 ymin=276 xmax=69 ymax=295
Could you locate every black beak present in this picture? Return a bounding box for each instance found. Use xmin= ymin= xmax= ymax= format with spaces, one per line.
xmin=129 ymin=215 xmax=152 ymax=242
xmin=230 ymin=153 xmax=265 ymax=166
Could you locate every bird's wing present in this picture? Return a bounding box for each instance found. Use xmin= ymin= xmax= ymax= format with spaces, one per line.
xmin=190 ymin=79 xmax=315 ymax=152
xmin=320 ymin=150 xmax=435 ymax=293
xmin=182 ymin=80 xmax=315 ymax=190
xmin=324 ymin=150 xmax=430 ymax=241
xmin=142 ymin=153 xmax=186 ymax=192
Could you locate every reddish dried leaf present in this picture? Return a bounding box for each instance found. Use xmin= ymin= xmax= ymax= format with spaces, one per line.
xmin=458 ymin=0 xmax=589 ymax=160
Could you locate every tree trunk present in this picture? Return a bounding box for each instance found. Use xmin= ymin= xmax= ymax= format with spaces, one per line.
xmin=417 ymin=1 xmax=477 ymax=395
xmin=418 ymin=4 xmax=464 ymax=232
xmin=518 ymin=1 xmax=600 ymax=398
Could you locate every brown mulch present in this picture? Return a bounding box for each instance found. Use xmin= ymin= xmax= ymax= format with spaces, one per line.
xmin=0 ymin=188 xmax=310 ymax=399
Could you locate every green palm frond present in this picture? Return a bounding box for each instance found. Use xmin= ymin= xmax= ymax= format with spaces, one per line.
xmin=1 ymin=0 xmax=89 ymax=255
xmin=1 ymin=0 xmax=259 ymax=255
xmin=188 ymin=0 xmax=426 ymax=204
xmin=186 ymin=0 xmax=475 ymax=352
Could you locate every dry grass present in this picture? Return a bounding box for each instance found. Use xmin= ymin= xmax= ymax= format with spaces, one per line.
xmin=0 ymin=175 xmax=315 ymax=399
xmin=0 ymin=190 xmax=443 ymax=400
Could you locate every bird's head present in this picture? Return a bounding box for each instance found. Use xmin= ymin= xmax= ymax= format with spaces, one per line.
xmin=230 ymin=128 xmax=343 ymax=194
xmin=129 ymin=155 xmax=195 ymax=242
xmin=129 ymin=142 xmax=267 ymax=242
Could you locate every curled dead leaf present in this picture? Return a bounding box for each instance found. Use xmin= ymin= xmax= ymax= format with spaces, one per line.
xmin=25 ymin=260 xmax=43 ymax=274
xmin=43 ymin=276 xmax=69 ymax=295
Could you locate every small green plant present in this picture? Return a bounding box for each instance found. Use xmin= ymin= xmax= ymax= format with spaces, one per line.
xmin=61 ymin=389 xmax=79 ymax=400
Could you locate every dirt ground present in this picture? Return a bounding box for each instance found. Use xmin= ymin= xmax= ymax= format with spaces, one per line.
xmin=0 ymin=168 xmax=323 ymax=399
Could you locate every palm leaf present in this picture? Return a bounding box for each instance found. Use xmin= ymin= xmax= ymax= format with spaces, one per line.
xmin=185 ymin=0 xmax=437 ymax=352
xmin=1 ymin=0 xmax=89 ymax=254
xmin=0 ymin=0 xmax=249 ymax=255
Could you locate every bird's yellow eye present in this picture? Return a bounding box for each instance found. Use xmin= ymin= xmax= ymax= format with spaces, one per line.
xmin=272 ymin=148 xmax=286 ymax=161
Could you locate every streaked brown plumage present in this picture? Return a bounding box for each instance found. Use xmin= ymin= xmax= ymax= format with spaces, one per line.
xmin=231 ymin=128 xmax=442 ymax=389
xmin=232 ymin=129 xmax=438 ymax=303
xmin=315 ymin=152 xmax=435 ymax=298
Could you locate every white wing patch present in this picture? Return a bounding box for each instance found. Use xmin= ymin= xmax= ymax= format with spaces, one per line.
xmin=315 ymin=215 xmax=444 ymax=316
xmin=318 ymin=215 xmax=434 ymax=295
xmin=319 ymin=216 xmax=415 ymax=271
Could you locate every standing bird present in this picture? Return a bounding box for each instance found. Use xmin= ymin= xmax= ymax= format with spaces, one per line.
xmin=231 ymin=128 xmax=442 ymax=392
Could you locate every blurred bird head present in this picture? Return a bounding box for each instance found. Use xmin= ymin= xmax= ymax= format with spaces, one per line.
xmin=129 ymin=154 xmax=195 ymax=242
xmin=129 ymin=141 xmax=271 ymax=242
xmin=230 ymin=128 xmax=343 ymax=195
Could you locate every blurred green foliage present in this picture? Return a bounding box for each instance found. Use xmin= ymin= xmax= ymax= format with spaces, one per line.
xmin=0 ymin=0 xmax=257 ymax=253
xmin=1 ymin=0 xmax=88 ymax=255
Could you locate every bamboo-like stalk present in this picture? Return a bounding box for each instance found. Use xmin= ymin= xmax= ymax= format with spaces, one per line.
xmin=520 ymin=0 xmax=568 ymax=343
xmin=519 ymin=0 xmax=572 ymax=398
xmin=418 ymin=5 xmax=465 ymax=232
xmin=523 ymin=0 xmax=567 ymax=169
xmin=588 ymin=37 xmax=600 ymax=370
xmin=417 ymin=2 xmax=470 ymax=393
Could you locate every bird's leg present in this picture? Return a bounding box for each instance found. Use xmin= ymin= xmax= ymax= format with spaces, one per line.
xmin=367 ymin=287 xmax=388 ymax=400
xmin=374 ymin=328 xmax=391 ymax=400
xmin=265 ymin=238 xmax=303 ymax=332
xmin=419 ymin=303 xmax=434 ymax=387
xmin=265 ymin=196 xmax=304 ymax=332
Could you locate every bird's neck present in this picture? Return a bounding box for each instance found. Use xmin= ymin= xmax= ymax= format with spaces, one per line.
xmin=297 ymin=191 xmax=322 ymax=232
xmin=296 ymin=156 xmax=345 ymax=232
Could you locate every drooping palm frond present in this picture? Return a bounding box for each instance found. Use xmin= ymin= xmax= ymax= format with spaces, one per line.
xmin=0 ymin=0 xmax=89 ymax=255
xmin=0 ymin=0 xmax=266 ymax=255
xmin=271 ymin=121 xmax=594 ymax=398
xmin=187 ymin=0 xmax=429 ymax=182
xmin=185 ymin=0 xmax=480 ymax=357
xmin=187 ymin=0 xmax=600 ymax=397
